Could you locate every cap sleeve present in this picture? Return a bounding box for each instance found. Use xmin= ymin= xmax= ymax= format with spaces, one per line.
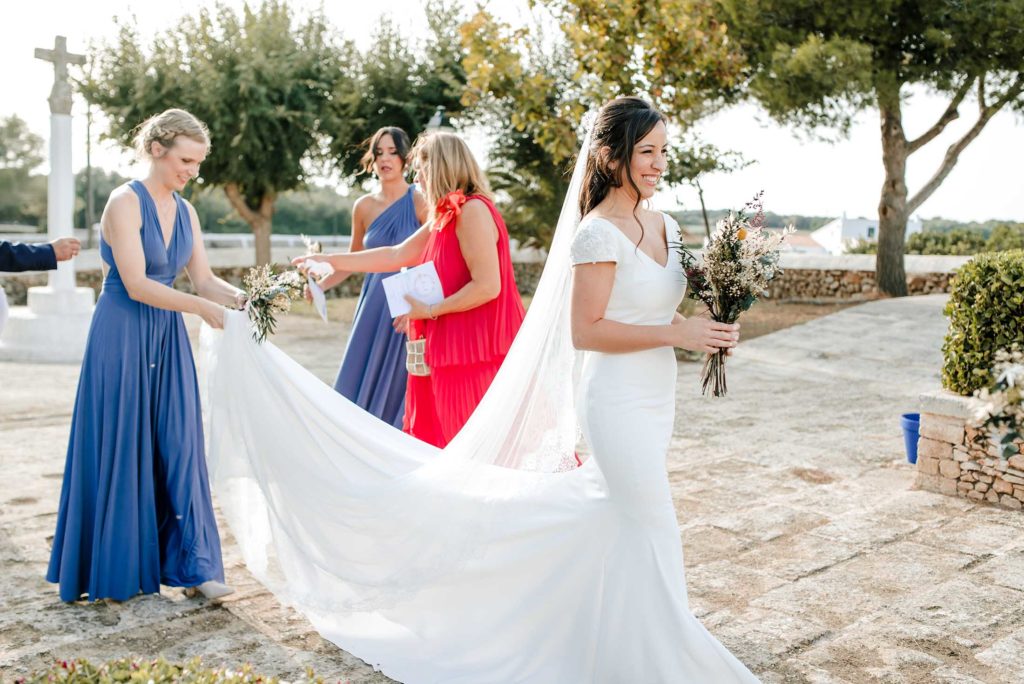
xmin=570 ymin=218 xmax=620 ymax=266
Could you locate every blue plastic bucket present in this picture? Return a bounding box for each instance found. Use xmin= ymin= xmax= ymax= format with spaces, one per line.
xmin=901 ymin=413 xmax=921 ymax=464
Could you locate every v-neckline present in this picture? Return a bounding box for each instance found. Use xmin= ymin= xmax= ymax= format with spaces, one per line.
xmin=598 ymin=214 xmax=671 ymax=269
xmin=137 ymin=181 xmax=177 ymax=253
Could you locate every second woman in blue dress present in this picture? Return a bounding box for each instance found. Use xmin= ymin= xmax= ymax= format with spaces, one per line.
xmin=318 ymin=127 xmax=427 ymax=427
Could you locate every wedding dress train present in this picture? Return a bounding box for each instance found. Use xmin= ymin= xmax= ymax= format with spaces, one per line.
xmin=201 ymin=129 xmax=760 ymax=683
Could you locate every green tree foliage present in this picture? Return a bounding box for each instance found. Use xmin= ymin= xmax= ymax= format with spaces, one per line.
xmin=329 ymin=1 xmax=467 ymax=183
xmin=906 ymin=229 xmax=988 ymax=255
xmin=715 ymin=0 xmax=1024 ymax=296
xmin=849 ymin=224 xmax=1024 ymax=255
xmin=0 ymin=116 xmax=44 ymax=171
xmin=985 ymin=223 xmax=1024 ymax=252
xmin=0 ymin=115 xmax=47 ymax=225
xmin=81 ymin=1 xmax=352 ymax=264
xmin=74 ymin=168 xmax=128 ymax=230
xmin=461 ymin=2 xmax=746 ymax=248
xmin=188 ymin=185 xmax=353 ymax=236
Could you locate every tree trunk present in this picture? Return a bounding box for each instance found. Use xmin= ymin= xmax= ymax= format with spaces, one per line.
xmin=251 ymin=214 xmax=273 ymax=266
xmin=696 ymin=177 xmax=712 ymax=241
xmin=876 ymin=82 xmax=909 ymax=297
xmin=223 ymin=183 xmax=276 ymax=266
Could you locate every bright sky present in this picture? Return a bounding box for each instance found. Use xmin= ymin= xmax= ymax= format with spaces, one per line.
xmin=4 ymin=0 xmax=1023 ymax=222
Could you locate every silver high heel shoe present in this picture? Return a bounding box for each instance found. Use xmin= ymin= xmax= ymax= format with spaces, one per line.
xmin=184 ymin=580 xmax=235 ymax=600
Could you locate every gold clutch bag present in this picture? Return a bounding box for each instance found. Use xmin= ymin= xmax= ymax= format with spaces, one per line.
xmin=406 ymin=337 xmax=431 ymax=377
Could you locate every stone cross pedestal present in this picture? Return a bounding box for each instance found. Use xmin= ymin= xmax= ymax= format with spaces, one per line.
xmin=0 ymin=36 xmax=95 ymax=363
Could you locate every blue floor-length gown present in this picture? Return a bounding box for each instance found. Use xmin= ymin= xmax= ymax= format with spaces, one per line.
xmin=334 ymin=186 xmax=420 ymax=428
xmin=46 ymin=180 xmax=224 ymax=602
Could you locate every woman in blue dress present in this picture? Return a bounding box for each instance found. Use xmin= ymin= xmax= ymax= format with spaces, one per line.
xmin=316 ymin=127 xmax=427 ymax=427
xmin=47 ymin=109 xmax=242 ymax=602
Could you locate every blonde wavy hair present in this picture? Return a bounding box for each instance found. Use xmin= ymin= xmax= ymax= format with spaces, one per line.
xmin=410 ymin=132 xmax=491 ymax=216
xmin=132 ymin=108 xmax=210 ymax=159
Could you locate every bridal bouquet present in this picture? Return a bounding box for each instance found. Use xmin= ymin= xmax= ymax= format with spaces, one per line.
xmin=971 ymin=346 xmax=1023 ymax=459
xmin=676 ymin=192 xmax=793 ymax=397
xmin=242 ymin=265 xmax=305 ymax=343
xmin=242 ymin=236 xmax=333 ymax=343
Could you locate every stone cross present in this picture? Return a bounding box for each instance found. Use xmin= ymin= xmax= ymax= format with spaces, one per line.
xmin=35 ymin=36 xmax=85 ymax=116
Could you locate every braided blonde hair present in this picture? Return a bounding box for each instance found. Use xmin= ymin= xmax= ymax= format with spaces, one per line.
xmin=132 ymin=108 xmax=210 ymax=159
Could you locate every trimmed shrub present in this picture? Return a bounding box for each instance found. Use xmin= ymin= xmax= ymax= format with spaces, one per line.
xmin=9 ymin=657 xmax=322 ymax=684
xmin=942 ymin=249 xmax=1024 ymax=395
xmin=906 ymin=228 xmax=987 ymax=255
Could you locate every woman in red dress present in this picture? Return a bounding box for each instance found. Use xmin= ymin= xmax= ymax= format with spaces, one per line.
xmin=297 ymin=132 xmax=525 ymax=447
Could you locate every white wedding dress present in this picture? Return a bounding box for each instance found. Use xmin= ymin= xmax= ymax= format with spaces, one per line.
xmin=201 ymin=130 xmax=759 ymax=683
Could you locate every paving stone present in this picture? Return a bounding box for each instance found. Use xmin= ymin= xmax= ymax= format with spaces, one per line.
xmin=911 ymin=517 xmax=1021 ymax=557
xmin=734 ymin=534 xmax=861 ymax=581
xmin=969 ymin=549 xmax=1024 ymax=593
xmin=709 ymin=504 xmax=830 ymax=543
xmin=974 ymin=626 xmax=1024 ymax=677
xmin=679 ymin=524 xmax=754 ymax=566
xmin=711 ymin=607 xmax=831 ymax=671
xmin=808 ymin=512 xmax=920 ymax=551
xmin=887 ymin=577 xmax=1024 ymax=644
xmin=685 ymin=560 xmax=789 ymax=609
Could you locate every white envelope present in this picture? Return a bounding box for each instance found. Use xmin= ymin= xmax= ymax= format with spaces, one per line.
xmin=307 ymin=273 xmax=328 ymax=322
xmin=381 ymin=261 xmax=445 ymax=317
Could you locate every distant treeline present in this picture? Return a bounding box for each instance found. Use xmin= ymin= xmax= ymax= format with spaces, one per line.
xmin=5 ymin=163 xmax=1018 ymax=245
xmin=668 ymin=209 xmax=833 ymax=232
xmin=669 ymin=209 xmax=1022 ymax=238
xmin=1 ymin=167 xmax=354 ymax=237
xmin=849 ymin=223 xmax=1024 ymax=255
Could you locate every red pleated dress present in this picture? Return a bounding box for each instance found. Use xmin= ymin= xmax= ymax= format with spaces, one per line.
xmin=403 ymin=192 xmax=525 ymax=448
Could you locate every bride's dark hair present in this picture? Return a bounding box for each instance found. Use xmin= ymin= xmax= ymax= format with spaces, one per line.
xmin=578 ymin=97 xmax=666 ymax=244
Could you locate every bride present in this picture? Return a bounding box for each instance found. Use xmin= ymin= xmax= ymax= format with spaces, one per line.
xmin=202 ymin=97 xmax=758 ymax=682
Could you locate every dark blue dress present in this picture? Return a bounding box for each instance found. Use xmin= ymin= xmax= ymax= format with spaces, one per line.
xmin=46 ymin=180 xmax=224 ymax=602
xmin=334 ymin=186 xmax=420 ymax=428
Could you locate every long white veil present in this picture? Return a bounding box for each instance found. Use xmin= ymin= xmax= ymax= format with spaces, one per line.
xmin=200 ymin=122 xmax=598 ymax=614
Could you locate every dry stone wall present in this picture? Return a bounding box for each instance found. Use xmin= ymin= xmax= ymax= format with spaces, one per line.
xmin=915 ymin=392 xmax=1024 ymax=511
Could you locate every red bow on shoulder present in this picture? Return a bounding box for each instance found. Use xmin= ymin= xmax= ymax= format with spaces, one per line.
xmin=434 ymin=189 xmax=468 ymax=231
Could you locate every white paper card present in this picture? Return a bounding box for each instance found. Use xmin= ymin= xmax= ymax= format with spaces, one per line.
xmin=381 ymin=261 xmax=444 ymax=317
xmin=307 ymin=273 xmax=328 ymax=322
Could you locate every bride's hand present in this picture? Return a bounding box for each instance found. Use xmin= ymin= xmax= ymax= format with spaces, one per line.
xmin=669 ymin=317 xmax=739 ymax=354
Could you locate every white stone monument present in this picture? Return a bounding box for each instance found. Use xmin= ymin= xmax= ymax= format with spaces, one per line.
xmin=0 ymin=36 xmax=95 ymax=362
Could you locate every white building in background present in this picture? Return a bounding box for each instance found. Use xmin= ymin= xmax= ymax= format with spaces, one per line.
xmin=810 ymin=212 xmax=923 ymax=255
xmin=777 ymin=231 xmax=828 ymax=254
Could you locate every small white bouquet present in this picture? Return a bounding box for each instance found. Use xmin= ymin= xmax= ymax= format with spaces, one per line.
xmin=242 ymin=235 xmax=331 ymax=343
xmin=242 ymin=265 xmax=305 ymax=343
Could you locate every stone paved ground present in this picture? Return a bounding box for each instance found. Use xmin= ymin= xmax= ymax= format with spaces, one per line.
xmin=2 ymin=294 xmax=1022 ymax=683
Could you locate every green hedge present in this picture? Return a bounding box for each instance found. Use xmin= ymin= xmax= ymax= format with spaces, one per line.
xmin=6 ymin=657 xmax=321 ymax=684
xmin=942 ymin=249 xmax=1024 ymax=395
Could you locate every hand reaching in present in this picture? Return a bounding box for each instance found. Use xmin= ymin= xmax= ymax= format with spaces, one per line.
xmin=51 ymin=237 xmax=81 ymax=262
